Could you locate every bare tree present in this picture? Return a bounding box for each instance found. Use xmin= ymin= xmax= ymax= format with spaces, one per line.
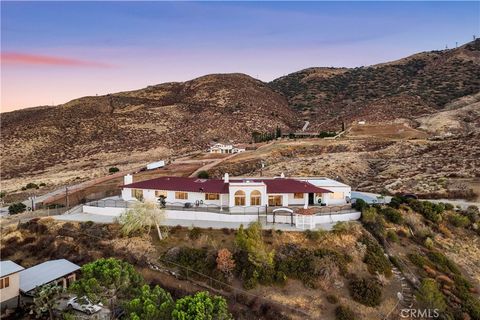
xmin=119 ymin=201 xmax=167 ymax=240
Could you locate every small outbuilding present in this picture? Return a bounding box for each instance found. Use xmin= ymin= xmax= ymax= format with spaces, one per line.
xmin=19 ymin=259 xmax=80 ymax=296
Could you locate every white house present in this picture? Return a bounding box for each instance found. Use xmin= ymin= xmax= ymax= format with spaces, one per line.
xmin=209 ymin=143 xmax=246 ymax=154
xmin=121 ymin=173 xmax=350 ymax=213
xmin=0 ymin=261 xmax=24 ymax=312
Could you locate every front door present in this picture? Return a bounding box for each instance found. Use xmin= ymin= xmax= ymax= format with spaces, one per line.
xmin=308 ymin=193 xmax=314 ymax=205
xmin=268 ymin=195 xmax=283 ymax=206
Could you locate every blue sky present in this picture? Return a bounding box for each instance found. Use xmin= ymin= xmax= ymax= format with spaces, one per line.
xmin=2 ymin=1 xmax=479 ymax=110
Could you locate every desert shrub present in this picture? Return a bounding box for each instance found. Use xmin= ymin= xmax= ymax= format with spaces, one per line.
xmin=465 ymin=205 xmax=479 ymax=223
xmin=335 ymin=305 xmax=356 ymax=320
xmin=448 ymin=213 xmax=470 ymax=228
xmin=361 ymin=207 xmax=378 ymax=223
xmin=25 ymin=182 xmax=39 ymax=189
xmin=19 ymin=219 xmax=48 ymax=234
xmin=426 ymin=251 xmax=459 ymax=275
xmin=389 ymin=196 xmax=407 ymax=209
xmin=388 ymin=256 xmax=403 ymax=272
xmin=386 ymin=230 xmax=399 ymax=243
xmin=274 ymin=245 xmax=351 ymax=288
xmin=108 ymin=167 xmax=119 ymax=173
xmin=304 ymin=229 xmax=325 ymax=241
xmin=352 ymin=199 xmax=368 ymax=212
xmin=221 ymin=228 xmax=232 ymax=235
xmin=275 ymin=244 xmax=319 ymax=287
xmin=326 ymin=294 xmax=339 ymax=304
xmin=8 ymin=202 xmax=27 ymax=215
xmin=407 ymin=253 xmax=431 ymax=269
xmin=359 ymin=235 xmax=391 ymax=276
xmin=39 ymin=182 xmax=46 ymax=187
xmin=444 ymin=203 xmax=454 ymax=211
xmin=408 ymin=200 xmax=445 ymax=223
xmin=197 ymin=170 xmax=209 ymax=179
xmin=174 ymin=247 xmax=216 ymax=277
xmin=416 ymin=278 xmax=447 ymax=312
xmin=362 ymin=213 xmax=386 ymax=242
xmin=349 ymin=277 xmax=382 ymax=307
xmin=58 ymin=222 xmax=77 ymax=236
xmin=188 ymin=227 xmax=202 ymax=240
xmin=424 ymin=237 xmax=434 ymax=249
xmin=381 ymin=207 xmax=403 ymax=224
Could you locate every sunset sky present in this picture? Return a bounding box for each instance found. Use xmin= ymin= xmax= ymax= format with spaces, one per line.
xmin=1 ymin=1 xmax=479 ymax=112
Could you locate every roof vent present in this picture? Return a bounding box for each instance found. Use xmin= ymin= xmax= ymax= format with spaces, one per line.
xmin=224 ymin=173 xmax=229 ymax=183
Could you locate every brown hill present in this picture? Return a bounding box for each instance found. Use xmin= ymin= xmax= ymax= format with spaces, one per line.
xmin=1 ymin=73 xmax=298 ymax=180
xmin=270 ymin=39 xmax=480 ymax=129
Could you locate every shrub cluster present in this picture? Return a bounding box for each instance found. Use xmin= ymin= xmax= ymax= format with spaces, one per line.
xmin=348 ymin=277 xmax=382 ymax=307
xmin=381 ymin=207 xmax=403 ymax=224
xmin=359 ymin=235 xmax=392 ymax=276
xmin=335 ymin=305 xmax=356 ymax=320
xmin=8 ymin=202 xmax=27 ymax=215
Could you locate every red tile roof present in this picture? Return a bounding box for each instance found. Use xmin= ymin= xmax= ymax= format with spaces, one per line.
xmin=263 ymin=179 xmax=331 ymax=194
xmin=123 ymin=177 xmax=332 ymax=194
xmin=123 ymin=177 xmax=229 ymax=194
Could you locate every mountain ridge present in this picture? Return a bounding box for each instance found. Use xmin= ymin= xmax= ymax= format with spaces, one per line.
xmin=2 ymin=40 xmax=479 ymax=185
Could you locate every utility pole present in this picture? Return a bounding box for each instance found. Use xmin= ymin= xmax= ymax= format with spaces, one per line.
xmin=65 ymin=186 xmax=69 ymax=210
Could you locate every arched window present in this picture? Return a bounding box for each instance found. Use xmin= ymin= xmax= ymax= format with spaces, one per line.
xmin=250 ymin=190 xmax=261 ymax=206
xmin=234 ymin=190 xmax=246 ymax=206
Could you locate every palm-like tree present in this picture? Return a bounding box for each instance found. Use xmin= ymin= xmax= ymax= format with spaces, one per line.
xmin=119 ymin=201 xmax=166 ymax=240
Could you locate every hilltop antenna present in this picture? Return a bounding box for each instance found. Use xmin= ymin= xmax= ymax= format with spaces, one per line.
xmin=474 ymin=35 xmax=477 ymax=40
xmin=445 ymin=44 xmax=448 ymax=49
xmin=455 ymin=41 xmax=458 ymax=48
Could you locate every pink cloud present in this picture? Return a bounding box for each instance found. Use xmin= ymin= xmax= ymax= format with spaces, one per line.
xmin=1 ymin=52 xmax=112 ymax=68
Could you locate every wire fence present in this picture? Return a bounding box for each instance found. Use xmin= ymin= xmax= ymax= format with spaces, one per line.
xmin=154 ymin=258 xmax=312 ymax=318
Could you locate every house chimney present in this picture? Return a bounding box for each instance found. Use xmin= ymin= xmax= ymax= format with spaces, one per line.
xmin=224 ymin=173 xmax=229 ymax=183
xmin=280 ymin=172 xmax=285 ymax=178
xmin=124 ymin=174 xmax=133 ymax=185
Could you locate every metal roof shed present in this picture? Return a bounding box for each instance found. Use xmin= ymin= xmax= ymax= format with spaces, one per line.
xmin=19 ymin=259 xmax=80 ymax=294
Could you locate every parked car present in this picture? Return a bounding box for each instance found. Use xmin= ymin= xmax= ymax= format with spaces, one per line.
xmin=67 ymin=296 xmax=102 ymax=315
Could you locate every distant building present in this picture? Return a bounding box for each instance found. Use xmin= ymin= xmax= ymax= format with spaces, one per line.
xmin=357 ymin=121 xmax=366 ymax=125
xmin=146 ymin=160 xmax=165 ymax=170
xmin=209 ymin=143 xmax=246 ymax=154
xmin=0 ymin=261 xmax=24 ymax=312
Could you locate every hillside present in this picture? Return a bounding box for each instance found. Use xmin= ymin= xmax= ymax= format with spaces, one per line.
xmin=2 ymin=41 xmax=480 ymax=193
xmin=1 ymin=74 xmax=298 ymax=181
xmin=270 ymin=40 xmax=480 ymax=130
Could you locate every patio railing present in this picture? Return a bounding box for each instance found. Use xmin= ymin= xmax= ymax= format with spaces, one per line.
xmin=84 ymin=199 xmax=356 ymax=216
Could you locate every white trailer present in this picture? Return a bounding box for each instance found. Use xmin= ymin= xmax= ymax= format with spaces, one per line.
xmin=146 ymin=160 xmax=165 ymax=170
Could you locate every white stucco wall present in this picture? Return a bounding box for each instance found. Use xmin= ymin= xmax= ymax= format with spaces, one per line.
xmin=304 ymin=179 xmax=351 ymax=205
xmin=0 ymin=273 xmax=20 ymax=303
xmin=228 ymin=182 xmax=267 ymax=207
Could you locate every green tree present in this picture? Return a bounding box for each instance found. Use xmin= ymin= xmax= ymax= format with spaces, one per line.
xmin=416 ymin=278 xmax=447 ymax=312
xmin=119 ymin=201 xmax=167 ymax=240
xmin=8 ymin=202 xmax=27 ymax=215
xmin=109 ymin=167 xmax=120 ymax=174
xmin=32 ymin=283 xmax=64 ymax=320
xmin=125 ymin=285 xmax=174 ymax=320
xmin=71 ymin=258 xmax=144 ymax=313
xmin=171 ymin=291 xmax=232 ymax=320
xmin=235 ymin=222 xmax=274 ymax=267
xmin=197 ymin=171 xmax=209 ymax=179
xmin=275 ymin=126 xmax=282 ymax=138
